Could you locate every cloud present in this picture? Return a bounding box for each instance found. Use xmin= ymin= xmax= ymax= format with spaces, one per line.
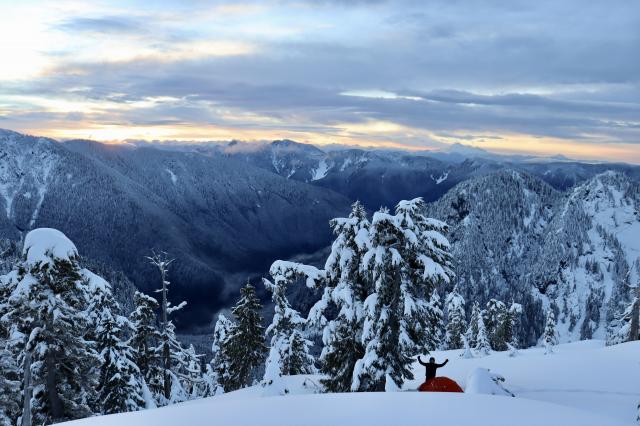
xmin=1 ymin=0 xmax=639 ymax=162
xmin=56 ymin=16 xmax=144 ymax=34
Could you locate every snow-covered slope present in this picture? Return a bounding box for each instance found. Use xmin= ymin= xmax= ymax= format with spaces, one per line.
xmin=426 ymin=170 xmax=640 ymax=345
xmin=63 ymin=341 xmax=640 ymax=426
xmin=0 ymin=130 xmax=351 ymax=330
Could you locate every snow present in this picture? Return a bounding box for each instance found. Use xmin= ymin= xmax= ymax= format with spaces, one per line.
xmin=430 ymin=171 xmax=449 ymax=184
xmin=310 ymin=159 xmax=331 ymax=181
xmin=165 ymin=168 xmax=177 ymax=184
xmin=63 ymin=341 xmax=640 ymax=426
xmin=22 ymin=228 xmax=78 ymax=266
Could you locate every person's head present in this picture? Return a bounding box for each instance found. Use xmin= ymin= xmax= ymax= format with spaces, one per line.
xmin=429 ymin=357 xmax=435 ymax=363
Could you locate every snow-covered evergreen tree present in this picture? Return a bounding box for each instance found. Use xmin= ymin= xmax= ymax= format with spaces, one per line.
xmin=91 ymin=285 xmax=146 ymax=414
xmin=474 ymin=314 xmax=492 ymax=357
xmin=210 ymin=313 xmax=234 ymax=391
xmin=2 ymin=229 xmax=99 ymax=424
xmin=129 ymin=291 xmax=163 ymax=403
xmin=0 ymin=343 xmax=20 ymax=426
xmin=493 ymin=302 xmax=522 ymax=351
xmin=460 ymin=335 xmax=474 ymax=359
xmin=223 ymin=281 xmax=267 ymax=391
xmin=147 ymin=251 xmax=188 ymax=405
xmin=312 ymin=201 xmax=370 ymax=393
xmin=428 ymin=290 xmax=444 ymax=350
xmin=467 ymin=301 xmax=481 ymax=348
xmin=353 ymin=199 xmax=454 ymax=391
xmin=263 ymin=261 xmax=319 ymax=394
xmin=444 ymin=287 xmax=466 ymax=350
xmin=543 ymin=309 xmax=558 ymax=354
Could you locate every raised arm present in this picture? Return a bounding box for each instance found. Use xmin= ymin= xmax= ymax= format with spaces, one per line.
xmin=417 ymin=356 xmax=428 ymax=366
xmin=436 ymin=359 xmax=449 ymax=368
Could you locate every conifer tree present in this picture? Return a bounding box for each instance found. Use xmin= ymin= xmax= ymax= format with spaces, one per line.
xmin=353 ymin=199 xmax=453 ymax=391
xmin=313 ymin=201 xmax=370 ymax=393
xmin=494 ymin=302 xmax=522 ymax=351
xmin=543 ymin=309 xmax=558 ymax=354
xmin=474 ymin=314 xmax=492 ymax=357
xmin=0 ymin=343 xmax=20 ymax=426
xmin=466 ymin=301 xmax=481 ymax=347
xmin=460 ymin=335 xmax=474 ymax=359
xmin=211 ymin=313 xmax=234 ymax=392
xmin=224 ymin=281 xmax=267 ymax=391
xmin=427 ymin=290 xmax=444 ymax=350
xmin=91 ymin=286 xmax=146 ymax=414
xmin=263 ymin=262 xmax=319 ymax=394
xmin=3 ymin=229 xmax=99 ymax=424
xmin=445 ymin=287 xmax=466 ymax=350
xmin=483 ymin=299 xmax=507 ymax=349
xmin=147 ymin=251 xmax=188 ymax=404
xmin=129 ymin=291 xmax=163 ymax=402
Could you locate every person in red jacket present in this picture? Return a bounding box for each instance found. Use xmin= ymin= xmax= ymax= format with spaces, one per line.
xmin=418 ymin=356 xmax=449 ymax=381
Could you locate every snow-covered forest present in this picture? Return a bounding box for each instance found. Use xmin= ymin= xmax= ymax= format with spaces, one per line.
xmin=1 ymin=131 xmax=640 ymax=425
xmin=1 ymin=189 xmax=639 ymax=424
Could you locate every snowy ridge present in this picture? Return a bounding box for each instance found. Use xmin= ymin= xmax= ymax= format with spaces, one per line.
xmin=426 ymin=170 xmax=640 ymax=345
xmin=63 ymin=341 xmax=640 ymax=426
xmin=0 ymin=130 xmax=60 ymax=226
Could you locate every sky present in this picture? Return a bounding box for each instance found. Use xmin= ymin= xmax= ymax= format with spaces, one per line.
xmin=0 ymin=0 xmax=639 ymax=163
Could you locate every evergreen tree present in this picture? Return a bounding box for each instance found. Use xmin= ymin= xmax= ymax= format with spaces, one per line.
xmin=147 ymin=251 xmax=188 ymax=405
xmin=483 ymin=299 xmax=507 ymax=350
xmin=427 ymin=290 xmax=444 ymax=350
xmin=493 ymin=302 xmax=522 ymax=351
xmin=460 ymin=335 xmax=474 ymax=359
xmin=210 ymin=313 xmax=234 ymax=392
xmin=444 ymin=287 xmax=466 ymax=350
xmin=129 ymin=291 xmax=163 ymax=402
xmin=0 ymin=343 xmax=20 ymax=426
xmin=2 ymin=229 xmax=99 ymax=424
xmin=263 ymin=262 xmax=318 ymax=395
xmin=179 ymin=344 xmax=204 ymax=399
xmin=353 ymin=199 xmax=454 ymax=391
xmin=474 ymin=314 xmax=492 ymax=357
xmin=313 ymin=201 xmax=370 ymax=393
xmin=543 ymin=309 xmax=558 ymax=354
xmin=466 ymin=301 xmax=481 ymax=348
xmin=223 ymin=281 xmax=267 ymax=391
xmin=91 ymin=286 xmax=146 ymax=414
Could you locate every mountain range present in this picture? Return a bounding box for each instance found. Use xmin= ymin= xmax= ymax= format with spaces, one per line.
xmin=1 ymin=128 xmax=639 ymax=340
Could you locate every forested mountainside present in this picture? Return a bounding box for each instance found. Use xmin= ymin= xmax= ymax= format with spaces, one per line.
xmin=425 ymin=170 xmax=640 ymax=345
xmin=0 ymin=129 xmax=350 ymax=329
xmin=1 ymin=129 xmax=639 ymax=334
xmin=141 ymin=138 xmax=640 ymax=210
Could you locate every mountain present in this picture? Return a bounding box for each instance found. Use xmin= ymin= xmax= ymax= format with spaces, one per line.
xmin=0 ymin=129 xmax=351 ymax=330
xmin=2 ymin=129 xmax=639 ymax=339
xmin=426 ymin=170 xmax=640 ymax=345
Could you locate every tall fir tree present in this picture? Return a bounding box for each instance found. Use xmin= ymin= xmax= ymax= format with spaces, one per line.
xmin=483 ymin=299 xmax=507 ymax=350
xmin=147 ymin=251 xmax=188 ymax=405
xmin=444 ymin=287 xmax=467 ymax=350
xmin=474 ymin=314 xmax=492 ymax=357
xmin=263 ymin=262 xmax=318 ymax=395
xmin=311 ymin=201 xmax=370 ymax=393
xmin=2 ymin=229 xmax=99 ymax=424
xmin=494 ymin=302 xmax=522 ymax=351
xmin=129 ymin=291 xmax=163 ymax=403
xmin=224 ymin=281 xmax=267 ymax=391
xmin=543 ymin=309 xmax=558 ymax=354
xmin=427 ymin=290 xmax=444 ymax=350
xmin=210 ymin=313 xmax=234 ymax=392
xmin=466 ymin=301 xmax=481 ymax=348
xmin=90 ymin=285 xmax=146 ymax=414
xmin=353 ymin=199 xmax=454 ymax=391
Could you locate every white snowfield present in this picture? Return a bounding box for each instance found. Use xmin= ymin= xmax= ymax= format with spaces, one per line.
xmin=65 ymin=340 xmax=640 ymax=426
